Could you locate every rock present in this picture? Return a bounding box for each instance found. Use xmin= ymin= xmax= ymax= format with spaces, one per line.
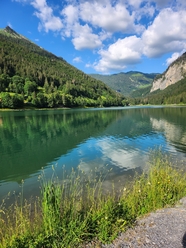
xmin=151 ymin=52 xmax=186 ymax=92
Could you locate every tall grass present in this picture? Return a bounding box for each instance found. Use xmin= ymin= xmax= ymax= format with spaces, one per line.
xmin=1 ymin=150 xmax=186 ymax=247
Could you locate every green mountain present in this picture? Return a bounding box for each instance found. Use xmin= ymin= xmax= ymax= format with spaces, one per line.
xmin=89 ymin=71 xmax=158 ymax=97
xmin=133 ymin=77 xmax=186 ymax=105
xmin=151 ymin=52 xmax=186 ymax=92
xmin=131 ymin=52 xmax=186 ymax=105
xmin=90 ymin=51 xmax=186 ymax=105
xmin=0 ymin=26 xmax=126 ymax=109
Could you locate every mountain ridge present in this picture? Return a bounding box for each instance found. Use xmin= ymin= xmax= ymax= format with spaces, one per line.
xmin=131 ymin=52 xmax=186 ymax=105
xmin=151 ymin=52 xmax=186 ymax=92
xmin=1 ymin=26 xmax=33 ymax=42
xmin=0 ymin=26 xmax=126 ymax=108
xmin=90 ymin=71 xmax=158 ymax=96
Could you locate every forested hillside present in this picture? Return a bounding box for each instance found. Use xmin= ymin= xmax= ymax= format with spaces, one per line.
xmin=90 ymin=71 xmax=158 ymax=96
xmin=150 ymin=52 xmax=186 ymax=92
xmin=130 ymin=52 xmax=186 ymax=105
xmin=130 ymin=85 xmax=152 ymax=98
xmin=131 ymin=78 xmax=186 ymax=105
xmin=0 ymin=26 xmax=127 ymax=109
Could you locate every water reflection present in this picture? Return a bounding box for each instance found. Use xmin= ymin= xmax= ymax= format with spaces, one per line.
xmin=150 ymin=117 xmax=186 ymax=153
xmin=0 ymin=109 xmax=117 ymax=182
xmin=0 ymin=106 xmax=186 ymax=203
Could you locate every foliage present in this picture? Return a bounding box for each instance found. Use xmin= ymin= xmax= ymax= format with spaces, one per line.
xmin=1 ymin=151 xmax=186 ymax=247
xmin=0 ymin=26 xmax=127 ymax=108
xmin=130 ymin=85 xmax=152 ymax=98
xmin=125 ymin=149 xmax=186 ymax=217
xmin=0 ymin=108 xmax=126 ymax=183
xmin=90 ymin=71 xmax=158 ymax=97
xmin=0 ymin=92 xmax=24 ymax=108
xmin=135 ymin=78 xmax=186 ymax=105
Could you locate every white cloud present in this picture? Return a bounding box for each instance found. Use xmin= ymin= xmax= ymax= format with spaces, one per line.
xmin=127 ymin=0 xmax=177 ymax=9
xmin=166 ymin=52 xmax=183 ymax=66
xmin=12 ymin=0 xmax=186 ymax=73
xmin=85 ymin=63 xmax=92 ymax=68
xmin=99 ymin=30 xmax=112 ymax=41
xmin=96 ymin=138 xmax=147 ymax=170
xmin=61 ymin=4 xmax=79 ymax=37
xmin=134 ymin=2 xmax=155 ymax=22
xmin=61 ymin=4 xmax=78 ymax=25
xmin=177 ymin=0 xmax=186 ymax=7
xmin=94 ymin=36 xmax=143 ymax=73
xmin=31 ymin=0 xmax=63 ymax=32
xmin=79 ymin=2 xmax=143 ymax=34
xmin=73 ymin=56 xmax=82 ymax=63
xmin=7 ymin=22 xmax=13 ymax=28
xmin=142 ymin=8 xmax=186 ymax=58
xmin=126 ymin=0 xmax=143 ymax=9
xmin=72 ymin=23 xmax=102 ymax=50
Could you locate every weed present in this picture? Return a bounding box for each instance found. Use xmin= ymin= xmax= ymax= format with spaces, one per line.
xmin=1 ymin=151 xmax=186 ymax=247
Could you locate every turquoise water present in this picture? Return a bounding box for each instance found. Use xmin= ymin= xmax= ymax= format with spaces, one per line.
xmin=0 ymin=106 xmax=186 ymax=203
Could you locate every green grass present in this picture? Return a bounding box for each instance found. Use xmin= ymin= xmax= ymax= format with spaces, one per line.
xmin=1 ymin=150 xmax=186 ymax=247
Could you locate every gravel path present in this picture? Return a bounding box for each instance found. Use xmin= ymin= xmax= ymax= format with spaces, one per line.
xmin=101 ymin=197 xmax=186 ymax=248
xmin=83 ymin=198 xmax=186 ymax=248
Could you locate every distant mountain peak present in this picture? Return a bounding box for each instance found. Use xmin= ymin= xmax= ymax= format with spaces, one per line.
xmin=5 ymin=26 xmax=18 ymax=34
xmin=2 ymin=26 xmax=30 ymax=42
xmin=90 ymin=71 xmax=157 ymax=96
xmin=4 ymin=26 xmax=21 ymax=38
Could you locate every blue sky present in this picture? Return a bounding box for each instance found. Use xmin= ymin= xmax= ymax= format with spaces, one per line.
xmin=1 ymin=0 xmax=186 ymax=75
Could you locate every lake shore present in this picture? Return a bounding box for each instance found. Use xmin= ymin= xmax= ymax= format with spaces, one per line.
xmin=1 ymin=152 xmax=186 ymax=248
xmin=100 ymin=197 xmax=186 ymax=248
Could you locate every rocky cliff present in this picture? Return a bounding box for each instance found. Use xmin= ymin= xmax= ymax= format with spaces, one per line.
xmin=150 ymin=52 xmax=186 ymax=92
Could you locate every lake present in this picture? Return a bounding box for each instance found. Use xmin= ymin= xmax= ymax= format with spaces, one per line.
xmin=0 ymin=106 xmax=186 ymax=204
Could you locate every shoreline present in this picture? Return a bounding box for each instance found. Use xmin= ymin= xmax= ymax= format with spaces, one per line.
xmin=0 ymin=103 xmax=186 ymax=112
xmin=100 ymin=197 xmax=186 ymax=248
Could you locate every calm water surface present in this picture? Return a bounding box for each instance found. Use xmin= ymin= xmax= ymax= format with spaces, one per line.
xmin=0 ymin=106 xmax=186 ymax=203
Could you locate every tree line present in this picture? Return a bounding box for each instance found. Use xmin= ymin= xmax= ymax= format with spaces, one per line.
xmin=130 ymin=78 xmax=186 ymax=105
xmin=0 ymin=31 xmax=128 ymax=109
xmin=0 ymin=74 xmax=128 ymax=108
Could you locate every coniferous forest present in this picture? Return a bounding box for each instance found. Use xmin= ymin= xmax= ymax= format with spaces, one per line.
xmin=0 ymin=27 xmax=127 ymax=109
xmin=130 ymin=78 xmax=186 ymax=105
xmin=1 ymin=26 xmax=186 ymax=109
